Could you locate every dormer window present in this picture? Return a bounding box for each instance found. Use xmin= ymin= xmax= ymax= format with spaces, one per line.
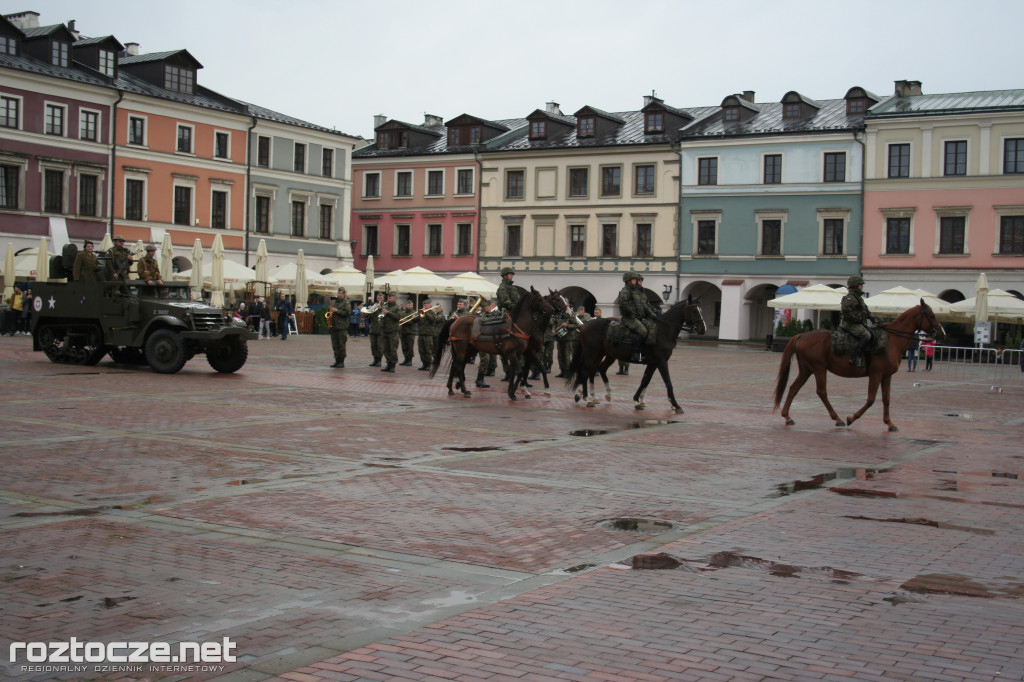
xmin=530 ymin=120 xmax=546 ymax=140
xmin=783 ymin=103 xmax=801 ymax=118
xmin=378 ymin=130 xmax=408 ymax=150
xmin=98 ymin=49 xmax=116 ymax=76
xmin=164 ymin=65 xmax=194 ymax=94
xmin=723 ymin=107 xmax=739 ymax=122
xmin=51 ymin=40 xmax=68 ymax=67
xmin=578 ymin=116 xmax=595 ymax=138
xmin=469 ymin=126 xmax=481 ymax=143
xmin=448 ymin=128 xmax=462 ymax=145
xmin=644 ymin=112 xmax=664 ymax=133
xmin=847 ymin=98 xmax=866 ymax=115
xmin=1 ymin=36 xmax=16 ymax=55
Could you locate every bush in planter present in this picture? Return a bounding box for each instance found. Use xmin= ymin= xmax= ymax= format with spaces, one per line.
xmin=313 ymin=308 xmax=329 ymax=334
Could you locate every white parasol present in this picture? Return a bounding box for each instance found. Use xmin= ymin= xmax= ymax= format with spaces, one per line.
xmin=364 ymin=254 xmax=374 ymax=302
xmin=374 ymin=265 xmax=459 ymax=297
xmin=254 ymin=239 xmax=269 ymax=283
xmin=173 ymin=260 xmax=256 ymax=291
xmin=35 ymin=237 xmax=49 ymax=284
xmin=866 ymin=286 xmax=957 ymax=318
xmin=3 ymin=243 xmax=14 ymax=300
xmin=210 ymin=233 xmax=225 ymax=308
xmin=449 ymin=271 xmax=498 ymax=297
xmin=190 ymin=239 xmax=204 ymax=301
xmin=295 ymin=249 xmax=308 ymax=311
xmin=97 ymin=233 xmax=113 ymax=252
xmin=974 ymin=272 xmax=989 ymax=324
xmin=951 ymin=289 xmax=1024 ymax=322
xmin=322 ymin=266 xmax=366 ymax=294
xmin=768 ymin=284 xmax=847 ymax=311
xmin=160 ymin=232 xmax=174 ymax=280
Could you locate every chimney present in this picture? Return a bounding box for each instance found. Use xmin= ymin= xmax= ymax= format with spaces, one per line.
xmin=7 ymin=11 xmax=40 ymax=29
xmin=125 ymin=42 xmax=140 ymax=56
xmin=741 ymin=90 xmax=756 ymax=103
xmin=423 ymin=113 xmax=443 ymax=127
xmin=67 ymin=19 xmax=78 ymax=38
xmin=894 ymin=80 xmax=922 ymax=97
xmin=373 ymin=114 xmax=387 ymax=130
xmin=545 ymin=101 xmax=562 ymax=115
xmin=643 ymin=90 xmax=661 ymax=107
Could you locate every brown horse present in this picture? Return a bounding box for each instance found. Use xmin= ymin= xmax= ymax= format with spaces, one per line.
xmin=773 ymin=300 xmax=945 ymax=431
xmin=566 ymin=299 xmax=706 ymax=413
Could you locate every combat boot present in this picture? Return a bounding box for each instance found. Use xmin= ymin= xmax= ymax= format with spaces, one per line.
xmin=475 ymin=376 xmax=489 ymax=388
xmin=400 ymin=358 xmax=413 ymax=366
xmin=630 ymin=332 xmax=643 ymax=364
xmin=369 ymin=358 xmax=381 ymax=367
xmin=418 ymin=363 xmax=430 ymax=371
xmin=381 ymin=362 xmax=396 ymax=373
xmin=330 ymin=360 xmax=342 ymax=368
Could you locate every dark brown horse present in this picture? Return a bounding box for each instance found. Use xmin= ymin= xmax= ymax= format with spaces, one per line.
xmin=513 ymin=289 xmax=570 ymax=398
xmin=566 ymin=299 xmax=706 ymax=413
xmin=430 ymin=286 xmax=554 ymax=400
xmin=773 ymin=300 xmax=945 ymax=431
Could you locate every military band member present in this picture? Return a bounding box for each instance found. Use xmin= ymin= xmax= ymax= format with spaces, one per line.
xmin=72 ymin=240 xmax=98 ymax=282
xmin=379 ymin=291 xmax=402 ymax=372
xmin=106 ymin=235 xmax=133 ymax=281
xmin=365 ymin=292 xmax=385 ymax=366
xmin=399 ymin=299 xmax=417 ymax=366
xmin=418 ymin=300 xmax=441 ymax=370
xmin=553 ymin=306 xmax=581 ymax=378
xmin=328 ymin=287 xmax=352 ymax=368
xmin=475 ymin=299 xmax=501 ymax=388
xmin=137 ymin=244 xmax=163 ymax=285
xmin=451 ymin=299 xmax=468 ymax=319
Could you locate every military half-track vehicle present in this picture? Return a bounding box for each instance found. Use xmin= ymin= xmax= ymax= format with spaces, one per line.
xmin=30 ymin=279 xmax=256 ymax=374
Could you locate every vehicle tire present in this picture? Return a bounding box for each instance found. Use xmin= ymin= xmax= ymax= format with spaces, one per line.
xmin=207 ymin=340 xmax=248 ymax=373
xmin=109 ymin=346 xmax=147 ymax=365
xmin=80 ymin=326 xmax=106 ymax=365
xmin=37 ymin=325 xmax=63 ymax=363
xmin=145 ymin=329 xmax=187 ymax=374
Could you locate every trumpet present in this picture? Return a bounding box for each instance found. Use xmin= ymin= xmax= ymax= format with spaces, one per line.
xmin=399 ymin=304 xmax=439 ymax=327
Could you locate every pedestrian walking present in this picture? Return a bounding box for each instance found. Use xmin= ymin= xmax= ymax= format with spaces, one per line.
xmin=922 ymin=335 xmax=936 ymax=372
xmin=907 ymin=332 xmax=921 ymax=372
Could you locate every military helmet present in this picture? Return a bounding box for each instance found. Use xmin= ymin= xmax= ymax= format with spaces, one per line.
xmin=83 ymin=239 xmax=94 ymax=247
xmin=623 ymin=271 xmax=636 ymax=283
xmin=847 ymin=275 xmax=864 ymax=288
xmin=635 ymin=272 xmax=645 ymax=280
xmin=145 ymin=244 xmax=157 ymax=251
xmin=501 ymin=267 xmax=515 ymax=276
xmin=113 ymin=234 xmax=126 ymax=242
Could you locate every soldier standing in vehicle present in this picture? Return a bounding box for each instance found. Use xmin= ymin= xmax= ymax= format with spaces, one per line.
xmin=73 ymin=240 xmax=98 ymax=282
xmin=328 ymin=287 xmax=352 ymax=368
xmin=840 ymin=275 xmax=872 ymax=368
xmin=106 ymin=235 xmax=133 ymax=281
xmin=137 ymin=244 xmax=163 ymax=285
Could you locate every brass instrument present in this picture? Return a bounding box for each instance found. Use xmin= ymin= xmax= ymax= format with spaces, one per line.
xmin=467 ymin=295 xmax=485 ymax=315
xmin=575 ymin=314 xmax=585 ymax=326
xmin=360 ymin=302 xmax=380 ymax=316
xmin=398 ymin=304 xmax=439 ymax=327
xmin=325 ymin=310 xmax=334 ymax=329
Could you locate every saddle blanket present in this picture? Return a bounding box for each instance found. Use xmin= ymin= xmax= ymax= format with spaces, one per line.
xmin=831 ymin=328 xmax=888 ymax=357
xmin=608 ymin=319 xmax=656 ymax=346
xmin=471 ymin=317 xmax=511 ymax=341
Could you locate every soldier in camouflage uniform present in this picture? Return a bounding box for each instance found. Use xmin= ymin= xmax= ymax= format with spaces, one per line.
xmin=399 ymin=299 xmax=417 ymax=366
xmin=105 ymin=235 xmax=133 ymax=282
xmin=379 ymin=291 xmax=402 ymax=372
xmin=137 ymin=244 xmax=163 ymax=285
xmin=617 ymin=271 xmax=659 ymax=363
xmin=365 ymin=292 xmax=385 ymax=366
xmin=475 ymin=299 xmax=502 ymax=388
xmin=840 ymin=275 xmax=873 ymax=368
xmin=553 ymin=305 xmax=581 ymax=378
xmin=72 ymin=240 xmax=98 ymax=282
xmin=496 ymin=267 xmax=520 ymax=311
xmin=417 ymin=300 xmax=441 ymax=370
xmin=328 ymin=287 xmax=352 ymax=368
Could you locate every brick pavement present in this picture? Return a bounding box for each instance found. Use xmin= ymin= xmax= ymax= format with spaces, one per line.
xmin=0 ymin=332 xmax=1021 ymax=681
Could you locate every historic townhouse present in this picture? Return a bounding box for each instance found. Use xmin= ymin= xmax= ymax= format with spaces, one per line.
xmin=351 ymin=113 xmax=519 ymax=279
xmin=479 ymin=97 xmax=710 ymax=312
xmin=1 ymin=12 xmax=117 ymax=253
xmin=863 ymin=81 xmax=1024 ymax=301
xmin=678 ymin=88 xmax=877 ymax=340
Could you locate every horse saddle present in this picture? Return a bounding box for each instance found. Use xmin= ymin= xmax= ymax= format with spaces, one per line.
xmin=831 ymin=327 xmax=888 ymax=357
xmin=471 ymin=315 xmax=511 ymax=341
xmin=608 ymin=319 xmax=656 ymax=346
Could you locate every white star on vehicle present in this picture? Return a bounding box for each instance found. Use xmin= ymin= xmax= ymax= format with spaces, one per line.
xmin=48 ymin=296 xmax=56 ymax=309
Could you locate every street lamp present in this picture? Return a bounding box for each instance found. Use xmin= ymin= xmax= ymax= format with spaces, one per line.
xmin=662 ymin=284 xmax=673 ymax=302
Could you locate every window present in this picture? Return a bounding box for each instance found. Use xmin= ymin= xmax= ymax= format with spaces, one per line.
xmin=570 ymin=225 xmax=585 ymax=257
xmin=645 ymin=111 xmax=664 ymax=133
xmin=697 ymin=220 xmax=716 ymax=255
xmin=823 ymin=218 xmax=844 ymax=255
xmin=125 ymin=179 xmax=144 ymax=220
xmin=578 ymin=116 xmax=595 ymax=137
xmin=0 ymin=36 xmax=15 ymax=55
xmin=291 ymin=200 xmax=305 ymax=237
xmin=427 ymin=224 xmax=442 ymax=255
xmin=364 ymin=172 xmax=380 ymax=198
xmin=293 ymin=143 xmax=306 ymax=173
xmin=999 ymin=216 xmax=1024 ymax=254
xmin=427 ymin=170 xmax=444 ymax=196
xmin=364 ymin=225 xmax=379 ymax=255
xmin=78 ymin=175 xmax=97 ymax=217
xmin=764 ymin=154 xmax=782 ymax=184
xmin=0 ymin=164 xmax=20 ymax=209
xmin=505 ymin=224 xmax=521 ymax=257
xmin=698 ymin=158 xmax=718 ymax=186
xmin=43 ymin=169 xmax=63 ymax=213
xmin=824 ymin=152 xmax=846 ymax=182
xmin=396 ymin=224 xmax=411 ymax=256
xmin=176 ymin=125 xmax=193 ymax=153
xmin=847 ymin=99 xmax=866 ymax=115
xmin=944 ymin=140 xmax=967 ymax=176
xmin=506 ymin=170 xmax=524 ymax=198
xmin=601 ymin=224 xmax=617 ymax=257
xmin=320 ymin=204 xmax=333 ymax=239
xmin=457 ymin=168 xmax=473 ymax=195
xmin=257 ymin=136 xmax=270 ymax=167
xmin=939 ymin=216 xmax=965 ymax=254
xmin=601 ymin=166 xmax=621 ymax=196
xmin=886 ymin=217 xmax=911 ymax=254
xmin=456 ymin=223 xmax=472 ymax=255
xmin=211 ymin=190 xmax=227 ymax=228
xmin=635 ymin=224 xmax=652 ymax=257
xmin=128 ymin=117 xmax=145 ymax=146
xmin=761 ymin=220 xmax=782 ymax=256
xmin=215 ymin=132 xmax=229 ymax=159
xmin=569 ymin=168 xmax=588 ymax=197
xmin=255 ymin=195 xmax=270 ymax=233
xmin=783 ymin=103 xmax=801 ymax=118
xmin=723 ymin=107 xmax=739 ymax=122
xmin=98 ymin=49 xmax=115 ymax=76
xmin=173 ymin=186 xmax=192 ymax=225
xmin=1 ymin=96 xmax=20 ymax=128
xmin=634 ymin=165 xmax=654 ymax=195
xmin=321 ymin=148 xmax=333 ymax=177
xmin=51 ymin=40 xmax=68 ymax=67
xmin=377 ymin=130 xmax=408 ymax=149
xmin=448 ymin=128 xmax=463 ymax=145
xmin=1004 ymin=138 xmax=1024 ymax=174
xmin=469 ymin=126 xmax=481 ymax=144
xmin=395 ymin=171 xmax=412 ymax=197
xmin=888 ymin=143 xmax=910 ymax=178
xmin=164 ymin=65 xmax=194 ymax=94
xmin=529 ymin=120 xmax=546 ymax=139
xmin=45 ymin=104 xmax=64 ymax=136
xmin=80 ymin=111 xmax=98 ymax=141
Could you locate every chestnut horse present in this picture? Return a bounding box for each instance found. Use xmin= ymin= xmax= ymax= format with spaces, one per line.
xmin=773 ymin=300 xmax=945 ymax=431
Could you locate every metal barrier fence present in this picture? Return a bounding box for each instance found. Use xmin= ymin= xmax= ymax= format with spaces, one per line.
xmin=911 ymin=345 xmax=1023 ymax=393
xmin=995 ymin=348 xmax=1024 ymax=393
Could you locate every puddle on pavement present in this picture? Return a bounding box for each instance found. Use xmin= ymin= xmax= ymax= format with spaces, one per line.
xmin=101 ymin=596 xmax=137 ymax=609
xmin=564 ymin=563 xmax=597 ymax=573
xmin=775 ymin=468 xmax=880 ymax=497
xmin=843 ymin=515 xmax=994 ymax=535
xmin=598 ymin=518 xmax=675 ymax=533
xmin=944 ymin=412 xmax=973 ymax=419
xmin=992 ymin=472 xmax=1019 ymax=479
xmin=227 ymin=479 xmax=268 ymax=486
xmin=899 ymin=573 xmax=1024 ymax=598
xmin=571 ymin=429 xmax=608 ymax=436
xmin=443 ymin=446 xmax=503 ymax=452
xmin=572 ymin=419 xmax=678 ymax=437
xmin=13 ymin=506 xmax=109 ymax=517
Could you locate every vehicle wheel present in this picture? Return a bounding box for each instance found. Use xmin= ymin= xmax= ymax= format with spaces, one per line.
xmin=80 ymin=326 xmax=106 ymax=365
xmin=207 ymin=340 xmax=248 ymax=373
xmin=145 ymin=329 xmax=187 ymax=374
xmin=109 ymin=346 xmax=147 ymax=364
xmin=37 ymin=325 xmax=63 ymax=363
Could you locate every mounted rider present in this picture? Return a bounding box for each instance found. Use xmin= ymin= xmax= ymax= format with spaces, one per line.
xmin=496 ymin=267 xmax=520 ymax=312
xmin=617 ymin=271 xmax=659 ymax=363
xmin=840 ymin=275 xmax=873 ymax=368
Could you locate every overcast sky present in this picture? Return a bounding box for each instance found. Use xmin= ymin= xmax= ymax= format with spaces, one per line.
xmin=26 ymin=0 xmax=1024 ymax=140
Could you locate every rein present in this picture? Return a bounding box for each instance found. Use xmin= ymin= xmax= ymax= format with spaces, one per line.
xmin=878 ymin=307 xmax=927 ymax=340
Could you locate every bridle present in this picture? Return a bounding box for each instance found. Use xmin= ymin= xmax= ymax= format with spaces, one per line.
xmin=879 ymin=306 xmax=944 ymax=341
xmin=655 ymin=301 xmax=706 ymax=335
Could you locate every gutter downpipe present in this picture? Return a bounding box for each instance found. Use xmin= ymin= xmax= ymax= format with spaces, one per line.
xmin=244 ymin=115 xmax=257 ymax=267
xmin=855 ymin=128 xmax=866 ymax=276
xmin=473 ymin=149 xmax=482 ymax=274
xmin=673 ymin=140 xmax=682 ymax=305
xmin=109 ymin=89 xmax=124 ymax=238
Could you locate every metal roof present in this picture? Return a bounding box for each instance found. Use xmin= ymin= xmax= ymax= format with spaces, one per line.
xmin=869 ymin=89 xmax=1024 ymax=117
xmin=679 ymin=98 xmax=864 ymax=139
xmin=0 ymin=52 xmax=111 ymax=87
xmin=354 ymin=118 xmax=528 ymax=158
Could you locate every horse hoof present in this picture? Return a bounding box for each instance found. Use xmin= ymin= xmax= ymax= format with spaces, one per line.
xmin=634 ymin=404 xmax=645 ymax=411
xmin=605 ymin=395 xmax=612 ymax=403
xmin=524 ymin=393 xmax=532 ymax=399
xmin=888 ymin=425 xmax=899 ymax=432
xmin=785 ymin=419 xmax=795 ymax=426
xmin=574 ymin=394 xmax=581 ymax=403
xmin=845 ymin=417 xmax=853 ymax=426
xmin=673 ymin=407 xmax=684 ymax=414
xmin=544 ymin=391 xmax=551 ymax=397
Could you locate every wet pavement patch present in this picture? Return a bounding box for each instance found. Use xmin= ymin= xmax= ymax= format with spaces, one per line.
xmin=572 ymin=420 xmax=678 ymax=437
xmin=599 ymin=518 xmax=675 ymax=533
xmin=101 ymin=596 xmax=137 ymax=609
xmin=843 ymin=516 xmax=995 ymax=535
xmin=899 ymin=573 xmax=1024 ymax=598
xmin=13 ymin=506 xmax=109 ymax=517
xmin=227 ymin=479 xmax=268 ymax=485
xmin=776 ymin=468 xmax=881 ymax=496
xmin=442 ymin=446 xmax=503 ymax=452
xmin=571 ymin=429 xmax=607 ymax=437
xmin=564 ymin=563 xmax=597 ymax=573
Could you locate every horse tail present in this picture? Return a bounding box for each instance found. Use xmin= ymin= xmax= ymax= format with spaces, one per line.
xmin=429 ymin=318 xmax=454 ymax=379
xmin=773 ymin=333 xmax=801 ymax=410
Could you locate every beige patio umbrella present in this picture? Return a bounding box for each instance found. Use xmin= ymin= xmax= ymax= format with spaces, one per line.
xmin=866 ymin=286 xmax=957 ymax=318
xmin=323 ymin=265 xmax=366 ymax=294
xmin=35 ymin=237 xmax=49 ymax=284
xmin=364 ymin=254 xmax=374 ymax=302
xmin=449 ymin=271 xmax=498 ymax=297
xmin=160 ymin=233 xmax=174 ymax=279
xmin=268 ymin=262 xmax=330 ymax=292
xmin=130 ymin=240 xmax=146 ymax=279
xmin=210 ymin=233 xmax=225 ymax=308
xmin=768 ymin=284 xmax=847 ymax=329
xmin=951 ymin=289 xmax=1024 ymax=322
xmin=172 ymin=260 xmax=256 ymax=291
xmin=97 ymin=233 xmax=113 ymax=252
xmin=254 ymin=239 xmax=269 ymax=282
xmin=974 ymin=272 xmax=989 ymax=324
xmin=190 ymin=239 xmax=204 ymax=301
xmin=295 ymin=249 xmax=308 ymax=311
xmin=374 ymin=266 xmax=458 ymax=297
xmin=3 ymin=243 xmax=14 ymax=300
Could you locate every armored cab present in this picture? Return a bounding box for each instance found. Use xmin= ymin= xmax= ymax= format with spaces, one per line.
xmin=29 ymin=279 xmax=256 ymax=374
